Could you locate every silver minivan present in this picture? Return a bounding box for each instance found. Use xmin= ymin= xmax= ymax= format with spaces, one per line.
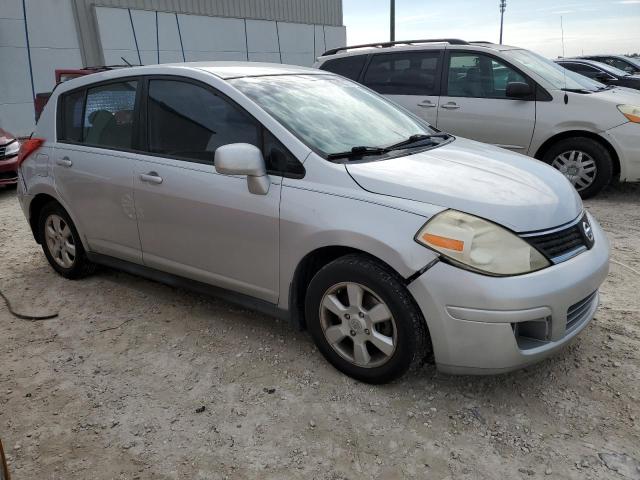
xmin=17 ymin=62 xmax=609 ymax=383
xmin=315 ymin=39 xmax=640 ymax=198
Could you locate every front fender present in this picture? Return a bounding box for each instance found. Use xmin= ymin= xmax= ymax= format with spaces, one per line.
xmin=278 ymin=184 xmax=439 ymax=310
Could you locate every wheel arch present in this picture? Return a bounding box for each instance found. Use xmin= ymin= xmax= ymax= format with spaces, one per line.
xmin=29 ymin=193 xmax=59 ymax=244
xmin=288 ymin=246 xmax=411 ymax=331
xmin=534 ymin=130 xmax=621 ymax=178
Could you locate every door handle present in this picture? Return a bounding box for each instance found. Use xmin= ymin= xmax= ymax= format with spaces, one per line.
xmin=140 ymin=172 xmax=163 ymax=184
xmin=441 ymin=102 xmax=460 ymax=110
xmin=418 ymin=100 xmax=436 ymax=108
xmin=56 ymin=157 xmax=73 ymax=167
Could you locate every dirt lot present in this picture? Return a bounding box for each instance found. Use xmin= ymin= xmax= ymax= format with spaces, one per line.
xmin=1 ymin=184 xmax=639 ymax=480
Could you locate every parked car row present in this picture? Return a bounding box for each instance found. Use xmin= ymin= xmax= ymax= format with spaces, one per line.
xmin=315 ymin=39 xmax=640 ymax=198
xmin=16 ymin=59 xmax=610 ymax=383
xmin=555 ymin=58 xmax=640 ymax=91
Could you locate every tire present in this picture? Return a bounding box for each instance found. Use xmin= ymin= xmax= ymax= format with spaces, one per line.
xmin=542 ymin=137 xmax=613 ymax=199
xmin=38 ymin=201 xmax=95 ymax=279
xmin=305 ymin=254 xmax=430 ymax=384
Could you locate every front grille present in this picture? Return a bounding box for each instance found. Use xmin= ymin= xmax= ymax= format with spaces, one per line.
xmin=0 ymin=171 xmax=17 ymax=180
xmin=567 ymin=291 xmax=598 ymax=331
xmin=523 ymin=221 xmax=588 ymax=263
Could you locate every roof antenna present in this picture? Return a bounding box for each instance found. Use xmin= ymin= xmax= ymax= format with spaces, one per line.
xmin=561 ymin=16 xmax=568 ymax=104
xmin=121 ymin=56 xmax=134 ymax=67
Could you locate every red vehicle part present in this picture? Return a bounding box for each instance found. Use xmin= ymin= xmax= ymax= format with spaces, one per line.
xmin=0 ymin=128 xmax=20 ymax=186
xmin=34 ymin=67 xmax=112 ymax=122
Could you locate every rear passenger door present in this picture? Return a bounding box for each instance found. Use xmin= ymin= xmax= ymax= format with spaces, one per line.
xmin=132 ymin=77 xmax=290 ymax=303
xmin=54 ymin=79 xmax=143 ymax=263
xmin=361 ymin=50 xmax=443 ymax=125
xmin=436 ymin=51 xmax=536 ymax=152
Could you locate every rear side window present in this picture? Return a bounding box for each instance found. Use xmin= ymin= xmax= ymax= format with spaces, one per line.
xmin=363 ymin=51 xmax=442 ymax=95
xmin=146 ymin=80 xmax=260 ymax=163
xmin=84 ymin=81 xmax=138 ymax=149
xmin=59 ymin=90 xmax=85 ymax=142
xmin=319 ymin=56 xmax=367 ymax=81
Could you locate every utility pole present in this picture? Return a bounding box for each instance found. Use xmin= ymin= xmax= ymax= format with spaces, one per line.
xmin=390 ymin=0 xmax=395 ymax=41
xmin=499 ymin=0 xmax=506 ymax=44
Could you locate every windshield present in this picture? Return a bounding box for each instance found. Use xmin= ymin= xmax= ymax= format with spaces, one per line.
xmin=230 ymin=74 xmax=437 ymax=156
xmin=505 ymin=49 xmax=605 ymax=92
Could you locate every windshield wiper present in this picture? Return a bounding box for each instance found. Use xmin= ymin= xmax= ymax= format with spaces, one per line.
xmin=385 ymin=133 xmax=451 ymax=152
xmin=327 ymin=145 xmax=387 ymax=160
xmin=327 ymin=133 xmax=452 ymax=160
xmin=561 ymin=88 xmax=592 ymax=94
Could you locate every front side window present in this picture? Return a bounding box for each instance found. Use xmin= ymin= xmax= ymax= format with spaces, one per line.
xmin=447 ymin=52 xmax=528 ymax=98
xmin=320 ymin=56 xmax=367 ymax=81
xmin=59 ymin=90 xmax=85 ymax=142
xmin=147 ymin=80 xmax=259 ymax=163
xmin=363 ymin=51 xmax=441 ymax=95
xmin=231 ymin=74 xmax=436 ymax=156
xmin=84 ymin=81 xmax=137 ymax=149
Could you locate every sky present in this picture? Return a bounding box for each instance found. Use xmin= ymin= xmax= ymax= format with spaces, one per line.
xmin=343 ymin=0 xmax=640 ymax=58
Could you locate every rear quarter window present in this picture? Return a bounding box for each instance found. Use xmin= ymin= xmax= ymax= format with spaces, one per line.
xmin=319 ymin=56 xmax=367 ymax=81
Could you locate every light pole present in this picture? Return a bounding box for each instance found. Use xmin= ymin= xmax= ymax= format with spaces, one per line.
xmin=499 ymin=0 xmax=507 ymax=44
xmin=390 ymin=0 xmax=395 ymax=41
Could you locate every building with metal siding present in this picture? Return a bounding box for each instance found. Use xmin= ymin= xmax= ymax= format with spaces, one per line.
xmin=0 ymin=0 xmax=345 ymax=135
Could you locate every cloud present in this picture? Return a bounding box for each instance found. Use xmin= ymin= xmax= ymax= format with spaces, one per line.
xmin=617 ymin=0 xmax=640 ymax=3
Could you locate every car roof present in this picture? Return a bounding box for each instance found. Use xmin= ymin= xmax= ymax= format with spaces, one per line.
xmin=53 ymin=61 xmax=327 ymax=92
xmin=557 ymin=58 xmax=603 ymax=66
xmin=317 ymin=40 xmax=521 ymax=62
xmin=181 ymin=61 xmax=322 ymax=79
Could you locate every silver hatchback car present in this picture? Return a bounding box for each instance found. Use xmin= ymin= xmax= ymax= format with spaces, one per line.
xmin=17 ymin=62 xmax=609 ymax=383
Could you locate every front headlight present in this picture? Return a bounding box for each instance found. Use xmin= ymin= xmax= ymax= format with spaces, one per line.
xmin=618 ymin=105 xmax=640 ymax=123
xmin=4 ymin=140 xmax=20 ymax=157
xmin=415 ymin=210 xmax=550 ymax=276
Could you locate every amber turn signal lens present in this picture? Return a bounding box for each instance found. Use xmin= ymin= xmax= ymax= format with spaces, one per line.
xmin=422 ymin=233 xmax=464 ymax=252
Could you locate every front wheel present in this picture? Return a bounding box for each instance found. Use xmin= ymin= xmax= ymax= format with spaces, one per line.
xmin=305 ymin=254 xmax=430 ymax=384
xmin=542 ymin=137 xmax=613 ymax=199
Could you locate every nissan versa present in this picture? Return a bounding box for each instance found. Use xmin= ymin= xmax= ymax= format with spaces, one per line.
xmin=16 ymin=62 xmax=609 ymax=383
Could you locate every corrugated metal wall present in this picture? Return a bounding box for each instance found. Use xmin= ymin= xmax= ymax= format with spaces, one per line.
xmin=75 ymin=0 xmax=343 ymax=25
xmin=72 ymin=0 xmax=343 ymax=68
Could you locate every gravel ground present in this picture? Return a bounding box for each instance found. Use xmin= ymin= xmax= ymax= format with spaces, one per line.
xmin=1 ymin=183 xmax=639 ymax=480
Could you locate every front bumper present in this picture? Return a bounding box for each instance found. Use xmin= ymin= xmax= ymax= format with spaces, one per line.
xmin=603 ymin=122 xmax=640 ymax=182
xmin=0 ymin=154 xmax=19 ymax=185
xmin=408 ymin=212 xmax=610 ymax=375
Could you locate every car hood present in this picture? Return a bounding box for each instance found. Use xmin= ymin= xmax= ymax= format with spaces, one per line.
xmin=0 ymin=128 xmax=16 ymax=147
xmin=346 ymin=138 xmax=583 ymax=232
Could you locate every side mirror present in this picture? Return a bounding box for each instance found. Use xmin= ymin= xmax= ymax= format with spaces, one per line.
xmin=505 ymin=81 xmax=533 ymax=99
xmin=0 ymin=439 xmax=9 ymax=480
xmin=214 ymin=143 xmax=270 ymax=195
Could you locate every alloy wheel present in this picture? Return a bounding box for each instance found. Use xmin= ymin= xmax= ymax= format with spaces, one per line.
xmin=551 ymin=150 xmax=597 ymax=192
xmin=319 ymin=282 xmax=397 ymax=368
xmin=44 ymin=214 xmax=76 ymax=269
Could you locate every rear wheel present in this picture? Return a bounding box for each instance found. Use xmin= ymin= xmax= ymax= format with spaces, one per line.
xmin=38 ymin=202 xmax=95 ymax=279
xmin=542 ymin=137 xmax=613 ymax=199
xmin=305 ymin=254 xmax=430 ymax=384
